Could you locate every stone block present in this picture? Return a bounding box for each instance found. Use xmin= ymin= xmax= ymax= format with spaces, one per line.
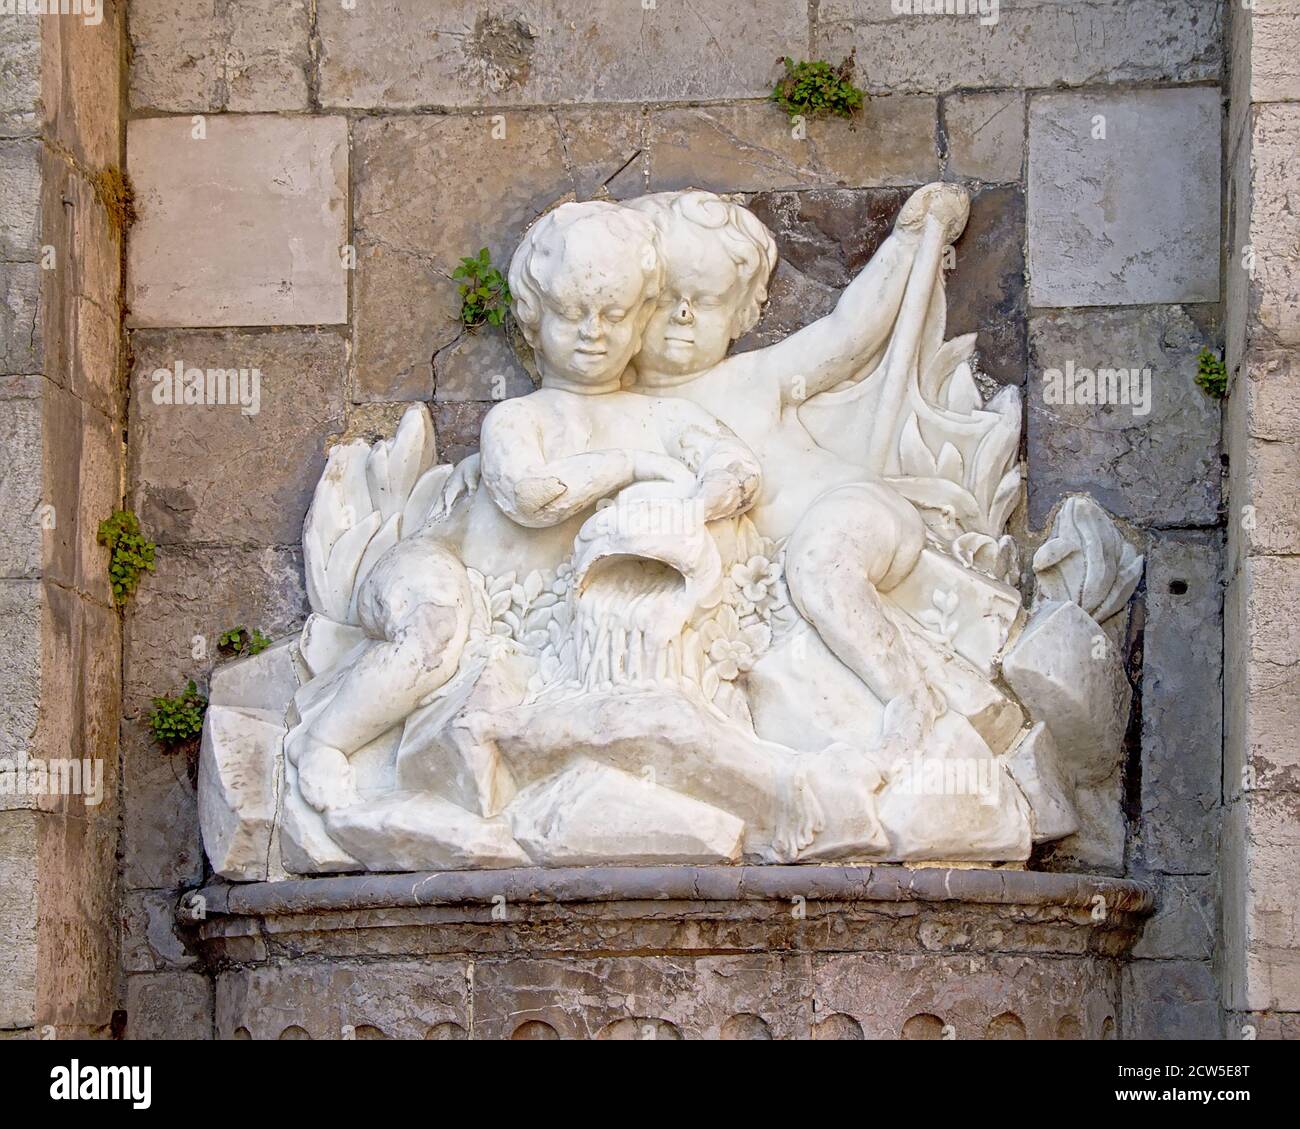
xmin=947 ymin=185 xmax=1026 ymax=386
xmin=318 ymin=0 xmax=807 ymax=109
xmin=0 ymin=580 xmax=42 ymax=766
xmin=0 ymin=384 xmax=43 ymax=579
xmin=126 ymin=972 xmax=212 ymax=1040
xmin=470 ymin=953 xmax=813 ymax=1040
xmin=122 ymin=889 xmax=197 ymax=973
xmin=1132 ymin=876 xmax=1216 ymax=962
xmin=1004 ymin=723 xmax=1078 ymax=844
xmin=1027 ymin=88 xmax=1221 ymax=307
xmin=0 ymin=262 xmax=41 ymax=373
xmin=1027 ymin=304 xmax=1222 ymax=528
xmin=216 ymin=958 xmax=470 ymax=1040
xmin=646 ymin=98 xmax=938 ymax=193
xmin=508 ymin=759 xmax=745 ymax=867
xmin=1246 ymin=104 xmax=1300 ymax=347
xmin=0 ymin=139 xmax=40 ymax=261
xmin=121 ymin=719 xmax=204 ymax=891
xmin=128 ymin=0 xmax=311 ymax=113
xmin=817 ymin=0 xmax=1221 ymax=93
xmin=1243 ymin=1 xmax=1300 ymax=106
xmin=128 ymin=329 xmax=346 ymax=546
xmin=0 ymin=14 xmax=40 ymax=137
xmin=122 ymin=545 xmax=308 ymax=721
xmin=39 ymin=2 xmax=123 ymax=170
xmin=1137 ymin=532 xmax=1223 ymax=873
xmin=199 ymin=706 xmax=283 ymax=883
xmin=432 ymin=401 xmax=492 ymax=466
xmin=127 ymin=115 xmax=348 ymax=328
xmin=433 ymin=329 xmax=532 ymax=404
xmin=0 ymin=809 xmax=38 ymax=1028
xmin=942 ymin=91 xmax=1025 ymax=183
xmin=1122 ymin=961 xmax=1220 ymax=1040
xmin=1002 ymin=601 xmax=1131 ymax=787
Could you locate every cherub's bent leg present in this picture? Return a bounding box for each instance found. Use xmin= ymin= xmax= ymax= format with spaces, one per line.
xmin=784 ymin=483 xmax=937 ymax=741
xmin=294 ymin=538 xmax=473 ymax=810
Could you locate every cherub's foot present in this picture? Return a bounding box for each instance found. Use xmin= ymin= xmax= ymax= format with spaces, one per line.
xmin=297 ymin=743 xmax=355 ymax=812
xmin=769 ymin=763 xmax=824 ymax=862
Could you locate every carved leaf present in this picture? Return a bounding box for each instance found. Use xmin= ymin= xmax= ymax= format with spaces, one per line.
xmin=1033 ymin=496 xmax=1144 ymax=622
xmin=899 ymin=414 xmax=938 ymax=478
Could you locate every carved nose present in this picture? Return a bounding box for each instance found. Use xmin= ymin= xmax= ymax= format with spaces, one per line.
xmin=672 ymin=301 xmax=693 ymax=325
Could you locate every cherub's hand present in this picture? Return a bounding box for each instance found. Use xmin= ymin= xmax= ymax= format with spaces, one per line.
xmin=895 ymin=182 xmax=970 ymax=244
xmin=630 ymin=450 xmax=696 ymax=489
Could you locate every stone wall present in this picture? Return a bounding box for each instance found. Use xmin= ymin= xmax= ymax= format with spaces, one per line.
xmin=1222 ymin=0 xmax=1300 ymax=1039
xmin=0 ymin=0 xmax=1254 ymax=1038
xmin=0 ymin=5 xmax=126 ymax=1037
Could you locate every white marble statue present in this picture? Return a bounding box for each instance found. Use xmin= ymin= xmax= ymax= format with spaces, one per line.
xmin=199 ymin=185 xmax=1145 ymax=881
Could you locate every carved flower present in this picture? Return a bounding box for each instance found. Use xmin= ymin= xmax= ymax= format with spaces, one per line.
xmin=700 ymin=610 xmax=771 ymax=681
xmin=727 ymin=555 xmax=781 ymax=617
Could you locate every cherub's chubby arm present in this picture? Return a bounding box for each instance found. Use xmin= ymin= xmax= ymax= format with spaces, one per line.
xmin=480 ymin=397 xmax=691 ymax=528
xmin=658 ymin=401 xmax=762 ymax=523
xmin=735 ymin=183 xmax=970 ymax=404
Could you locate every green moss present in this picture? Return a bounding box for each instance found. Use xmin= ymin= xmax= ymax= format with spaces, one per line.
xmin=453 ymin=247 xmax=512 ymax=328
xmin=771 ymin=53 xmax=865 ymax=121
xmin=97 ymin=511 xmax=156 ymax=606
xmin=1195 ymin=347 xmax=1228 ymax=399
xmin=147 ymin=680 xmax=207 ymax=750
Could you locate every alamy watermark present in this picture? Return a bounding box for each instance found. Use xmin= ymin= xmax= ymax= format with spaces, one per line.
xmin=150 ymin=359 xmax=262 ymax=416
xmin=0 ymin=754 xmax=105 ymax=806
xmin=0 ymin=0 xmax=101 ymax=26
xmin=891 ymin=0 xmax=1000 ymax=28
xmin=1041 ymin=360 xmax=1152 ymax=417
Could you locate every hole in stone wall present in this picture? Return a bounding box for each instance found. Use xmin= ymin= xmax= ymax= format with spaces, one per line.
xmin=1169 ymin=579 xmax=1188 ymax=595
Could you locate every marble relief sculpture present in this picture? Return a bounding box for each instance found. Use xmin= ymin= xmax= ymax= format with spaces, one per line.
xmin=199 ymin=183 xmax=1144 ymax=880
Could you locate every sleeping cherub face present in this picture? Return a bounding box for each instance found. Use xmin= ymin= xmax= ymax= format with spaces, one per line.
xmin=636 ymin=223 xmax=746 ymax=378
xmin=531 ymin=227 xmax=655 ymax=389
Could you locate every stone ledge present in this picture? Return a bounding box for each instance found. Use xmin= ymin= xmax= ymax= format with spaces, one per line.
xmin=196 ymin=864 xmax=1156 ymax=918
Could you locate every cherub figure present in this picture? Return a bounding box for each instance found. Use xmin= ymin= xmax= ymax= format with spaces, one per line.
xmin=625 ymin=185 xmax=970 ymax=747
xmin=289 ymin=202 xmax=762 ymax=811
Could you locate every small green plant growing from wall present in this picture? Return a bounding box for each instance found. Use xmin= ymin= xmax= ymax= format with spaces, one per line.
xmin=1195 ymin=347 xmax=1228 ymax=399
xmin=147 ymin=680 xmax=207 ymax=750
xmin=453 ymin=247 xmax=512 ymax=328
xmin=97 ymin=510 xmax=156 ymax=606
xmin=218 ymin=626 xmax=272 ymax=658
xmin=771 ymin=52 xmax=865 ymax=122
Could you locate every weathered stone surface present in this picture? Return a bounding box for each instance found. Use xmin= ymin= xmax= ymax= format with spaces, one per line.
xmin=1027 ymin=88 xmax=1221 ymax=307
xmin=1027 ymin=304 xmax=1222 ymax=528
xmin=128 ymin=329 xmax=346 ymax=546
xmin=0 ymin=383 xmax=42 ymax=579
xmin=1004 ymin=723 xmax=1079 ymax=844
xmin=121 ymin=719 xmax=204 ymax=891
xmin=0 ymin=14 xmax=40 ymax=137
xmin=318 ymin=0 xmax=807 ymax=109
xmin=1132 ymin=876 xmax=1216 ymax=962
xmin=431 ymin=401 xmax=492 ymax=466
xmin=948 ymin=185 xmax=1026 ymax=386
xmin=509 ymin=760 xmax=745 ymax=867
xmin=1137 ymin=532 xmax=1223 ymax=874
xmin=123 ymin=546 xmax=308 ymax=721
xmin=1003 ymin=601 xmax=1131 ymax=786
xmin=817 ymin=0 xmax=1221 ymax=93
xmin=0 ymin=139 xmax=40 ymax=261
xmin=433 ymin=329 xmax=532 ymax=403
xmin=127 ymin=115 xmax=348 ymax=328
xmin=1245 ymin=104 xmax=1300 ymax=347
xmin=128 ymin=0 xmax=311 ymax=113
xmin=0 ymin=809 xmax=37 ymax=1028
xmin=1122 ymin=960 xmax=1220 ymax=1040
xmin=646 ymin=99 xmax=939 ymax=193
xmin=216 ymin=958 xmax=470 ymax=1040
xmin=121 ymin=889 xmax=197 ymax=973
xmin=126 ymin=972 xmax=212 ymax=1039
xmin=942 ymin=91 xmax=1025 ymax=183
xmin=200 ymin=706 xmax=283 ymax=883
xmin=39 ymin=2 xmax=123 ymax=170
xmin=1241 ymin=1 xmax=1300 ymax=103
xmin=0 ymin=263 xmax=41 ymax=373
xmin=0 ymin=580 xmax=42 ymax=766
xmin=1223 ymin=783 xmax=1300 ymax=1012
